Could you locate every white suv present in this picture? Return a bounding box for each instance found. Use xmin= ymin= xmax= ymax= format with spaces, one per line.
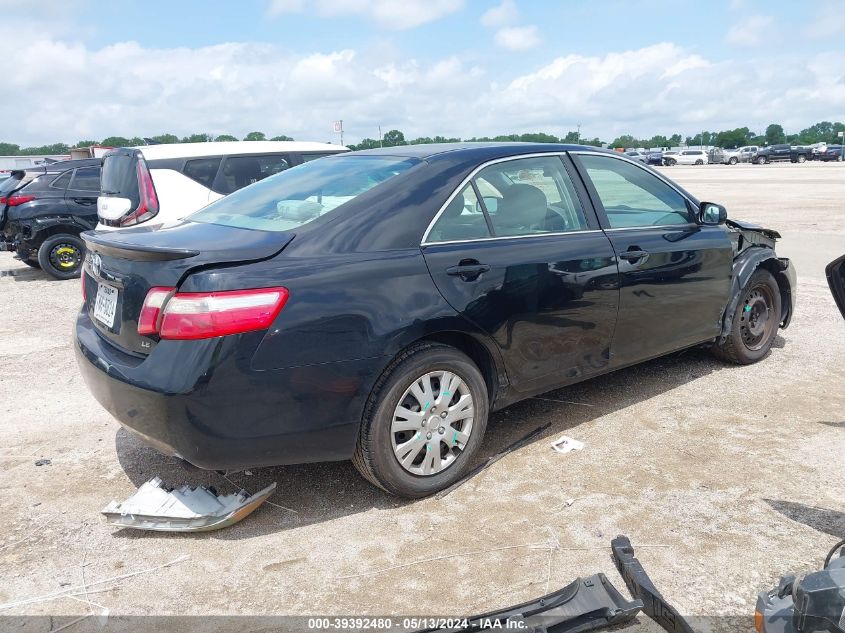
xmin=97 ymin=141 xmax=347 ymax=229
xmin=663 ymin=149 xmax=709 ymax=166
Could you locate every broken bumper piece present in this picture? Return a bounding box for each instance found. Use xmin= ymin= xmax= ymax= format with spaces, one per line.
xmin=101 ymin=477 xmax=276 ymax=532
xmin=611 ymin=535 xmax=694 ymax=633
xmin=419 ymin=573 xmax=642 ymax=632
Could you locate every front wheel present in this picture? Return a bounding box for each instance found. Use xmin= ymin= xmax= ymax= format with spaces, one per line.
xmin=797 ymin=155 xmax=806 ymax=163
xmin=713 ymin=269 xmax=782 ymax=365
xmin=353 ymin=343 xmax=489 ymax=498
xmin=729 ymin=157 xmax=738 ymax=165
xmin=37 ymin=234 xmax=84 ymax=280
xmin=664 ymin=159 xmax=676 ymax=166
xmin=695 ymin=159 xmax=704 ymax=165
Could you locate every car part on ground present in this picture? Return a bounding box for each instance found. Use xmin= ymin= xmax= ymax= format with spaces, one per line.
xmin=550 ymin=435 xmax=585 ymax=453
xmin=433 ymin=422 xmax=551 ymax=500
xmin=755 ymin=538 xmax=845 ymax=633
xmin=100 ymin=476 xmax=277 ymax=532
xmin=826 ymin=254 xmax=845 ymax=319
xmin=611 ymin=535 xmax=695 ymax=633
xmin=419 ymin=573 xmax=643 ymax=633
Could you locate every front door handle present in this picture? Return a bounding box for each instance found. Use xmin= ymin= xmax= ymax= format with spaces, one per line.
xmin=446 ymin=260 xmax=491 ymax=280
xmin=619 ymin=249 xmax=649 ymax=262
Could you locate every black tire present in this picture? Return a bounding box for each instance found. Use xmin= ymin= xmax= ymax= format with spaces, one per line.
xmin=695 ymin=159 xmax=704 ymax=165
xmin=729 ymin=157 xmax=738 ymax=165
xmin=664 ymin=159 xmax=676 ymax=166
xmin=352 ymin=342 xmax=489 ymax=498
xmin=37 ymin=234 xmax=84 ymax=280
xmin=797 ymin=155 xmax=806 ymax=163
xmin=713 ymin=269 xmax=781 ymax=365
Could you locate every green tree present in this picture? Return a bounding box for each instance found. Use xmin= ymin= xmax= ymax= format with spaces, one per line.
xmin=350 ymin=138 xmax=382 ymax=150
xmin=611 ymin=134 xmax=639 ymax=148
xmin=213 ymin=134 xmax=238 ymax=142
xmin=765 ymin=124 xmax=786 ymax=145
xmin=563 ymin=131 xmax=580 ymax=143
xmin=181 ymin=133 xmax=212 ymax=143
xmin=153 ymin=134 xmax=180 ymax=144
xmin=100 ymin=137 xmax=133 ymax=147
xmin=74 ymin=139 xmax=100 ymax=148
xmin=270 ymin=135 xmax=294 ymax=141
xmin=382 ymin=129 xmax=406 ymax=147
xmin=243 ymin=131 xmax=266 ymax=141
xmin=0 ymin=142 xmax=22 ymax=154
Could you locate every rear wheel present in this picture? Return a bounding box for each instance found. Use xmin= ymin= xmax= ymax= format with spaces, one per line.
xmin=694 ymin=159 xmax=704 ymax=165
xmin=37 ymin=234 xmax=84 ymax=280
xmin=797 ymin=155 xmax=806 ymax=163
xmin=20 ymin=258 xmax=40 ymax=269
xmin=729 ymin=157 xmax=738 ymax=165
xmin=353 ymin=343 xmax=489 ymax=498
xmin=713 ymin=269 xmax=781 ymax=365
xmin=664 ymin=158 xmax=676 ymax=166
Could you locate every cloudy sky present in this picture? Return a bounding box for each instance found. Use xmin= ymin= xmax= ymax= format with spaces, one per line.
xmin=2 ymin=0 xmax=844 ymax=146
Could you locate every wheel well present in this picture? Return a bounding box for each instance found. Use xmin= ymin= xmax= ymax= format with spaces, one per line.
xmin=757 ymin=259 xmax=792 ymax=325
xmin=27 ymin=223 xmax=83 ymax=248
xmin=414 ymin=332 xmax=501 ymax=406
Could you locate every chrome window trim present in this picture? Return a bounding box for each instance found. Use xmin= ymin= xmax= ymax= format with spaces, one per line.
xmin=421 ymin=151 xmax=576 ymax=246
xmin=423 ymin=229 xmax=605 ymax=248
xmin=568 ymin=150 xmax=700 ymax=218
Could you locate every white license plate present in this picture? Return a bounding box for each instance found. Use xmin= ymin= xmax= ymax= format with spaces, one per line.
xmin=93 ymin=283 xmax=119 ymax=328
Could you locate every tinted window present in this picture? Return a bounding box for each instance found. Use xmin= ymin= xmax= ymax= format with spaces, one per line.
xmin=101 ymin=153 xmax=140 ymax=209
xmin=0 ymin=173 xmax=22 ymax=194
xmin=474 ymin=156 xmax=589 ymax=237
xmin=70 ymin=167 xmax=100 ymax=191
xmin=190 ymin=155 xmax=418 ymax=232
xmin=50 ymin=171 xmax=72 ymax=190
xmin=300 ymin=153 xmax=338 ymax=163
xmin=428 ymin=184 xmax=490 ymax=242
xmin=214 ymin=154 xmax=292 ymax=195
xmin=578 ymin=154 xmax=691 ymax=228
xmin=183 ymin=158 xmax=221 ymax=189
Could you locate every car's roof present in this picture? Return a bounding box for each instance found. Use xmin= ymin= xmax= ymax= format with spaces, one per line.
xmin=133 ymin=141 xmax=347 ymax=160
xmin=348 ymin=142 xmax=605 ymax=160
xmin=27 ymin=158 xmax=101 ymax=174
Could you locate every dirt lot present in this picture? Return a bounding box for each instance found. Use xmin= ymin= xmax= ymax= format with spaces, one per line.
xmin=1 ymin=162 xmax=843 ymax=631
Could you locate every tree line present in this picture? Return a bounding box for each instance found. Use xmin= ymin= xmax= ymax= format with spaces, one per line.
xmin=1 ymin=120 xmax=842 ymax=156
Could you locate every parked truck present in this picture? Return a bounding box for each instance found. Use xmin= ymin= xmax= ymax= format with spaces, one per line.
xmin=752 ymin=144 xmax=813 ymax=164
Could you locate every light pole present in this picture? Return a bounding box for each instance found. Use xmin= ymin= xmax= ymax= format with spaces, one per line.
xmin=577 ymin=123 xmax=581 ymax=144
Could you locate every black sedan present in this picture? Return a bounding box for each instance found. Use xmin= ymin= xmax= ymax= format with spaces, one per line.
xmin=76 ymin=143 xmax=796 ymax=498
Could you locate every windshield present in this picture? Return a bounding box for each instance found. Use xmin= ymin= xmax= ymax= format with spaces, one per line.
xmin=189 ymin=155 xmax=419 ymax=232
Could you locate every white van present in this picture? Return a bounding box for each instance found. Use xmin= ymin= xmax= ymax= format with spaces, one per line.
xmin=96 ymin=141 xmax=347 ymax=229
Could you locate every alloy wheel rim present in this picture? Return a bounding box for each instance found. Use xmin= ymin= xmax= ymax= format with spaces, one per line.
xmin=739 ymin=285 xmax=775 ymax=350
xmin=50 ymin=243 xmax=81 ymax=271
xmin=391 ymin=370 xmax=474 ymax=476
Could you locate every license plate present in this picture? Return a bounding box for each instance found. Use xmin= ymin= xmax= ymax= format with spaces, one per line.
xmin=93 ymin=283 xmax=119 ymax=328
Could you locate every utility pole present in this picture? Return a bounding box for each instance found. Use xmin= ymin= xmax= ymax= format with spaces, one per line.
xmin=379 ymin=125 xmax=383 ymax=148
xmin=577 ymin=123 xmax=581 ymax=143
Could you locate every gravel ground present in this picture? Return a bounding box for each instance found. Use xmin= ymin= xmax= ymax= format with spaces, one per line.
xmin=0 ymin=162 xmax=843 ymax=632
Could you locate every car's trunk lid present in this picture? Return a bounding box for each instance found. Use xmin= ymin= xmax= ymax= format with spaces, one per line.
xmin=82 ymin=220 xmax=294 ymax=355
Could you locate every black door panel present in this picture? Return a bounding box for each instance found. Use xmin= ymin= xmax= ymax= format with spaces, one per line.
xmin=423 ymin=233 xmax=619 ymax=393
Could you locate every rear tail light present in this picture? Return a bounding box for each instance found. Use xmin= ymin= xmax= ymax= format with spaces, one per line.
xmin=137 ymin=287 xmax=288 ymax=340
xmin=119 ymin=159 xmax=159 ymax=227
xmin=137 ymin=287 xmax=175 ymax=336
xmin=6 ymin=194 xmax=35 ymax=206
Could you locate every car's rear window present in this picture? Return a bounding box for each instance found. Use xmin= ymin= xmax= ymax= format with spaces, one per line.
xmin=0 ymin=173 xmax=22 ymax=194
xmin=101 ymin=153 xmax=140 ymax=209
xmin=188 ymin=155 xmax=419 ymax=232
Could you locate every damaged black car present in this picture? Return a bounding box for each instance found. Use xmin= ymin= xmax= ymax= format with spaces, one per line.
xmin=0 ymin=158 xmax=101 ymax=279
xmin=75 ymin=143 xmax=796 ymax=498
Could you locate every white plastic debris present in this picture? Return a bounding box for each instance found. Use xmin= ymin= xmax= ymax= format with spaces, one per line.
xmin=550 ymin=435 xmax=585 ymax=454
xmin=101 ymin=477 xmax=276 ymax=532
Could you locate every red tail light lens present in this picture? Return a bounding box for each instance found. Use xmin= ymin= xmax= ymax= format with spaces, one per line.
xmin=120 ymin=159 xmax=159 ymax=227
xmin=137 ymin=287 xmax=175 ymax=336
xmin=6 ymin=194 xmax=36 ymax=206
xmin=138 ymin=287 xmax=289 ymax=340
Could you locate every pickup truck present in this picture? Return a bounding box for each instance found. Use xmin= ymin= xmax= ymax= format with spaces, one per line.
xmin=752 ymin=144 xmax=812 ymax=164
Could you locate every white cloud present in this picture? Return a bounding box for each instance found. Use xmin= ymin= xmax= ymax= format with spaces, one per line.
xmin=725 ymin=14 xmax=776 ymax=47
xmin=802 ymin=0 xmax=845 ymax=39
xmin=267 ymin=0 xmax=305 ymax=16
xmin=1 ymin=29 xmax=843 ymax=147
xmin=495 ymin=25 xmax=541 ymax=51
xmin=481 ymin=0 xmax=519 ymax=27
xmin=267 ymin=0 xmax=464 ymax=29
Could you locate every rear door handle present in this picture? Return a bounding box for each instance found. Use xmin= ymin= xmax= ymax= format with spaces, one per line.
xmin=618 ymin=249 xmax=649 ymax=261
xmin=446 ymin=261 xmax=491 ymax=280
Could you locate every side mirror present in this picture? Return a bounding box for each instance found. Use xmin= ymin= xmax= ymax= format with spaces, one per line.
xmin=699 ymin=201 xmax=727 ymax=225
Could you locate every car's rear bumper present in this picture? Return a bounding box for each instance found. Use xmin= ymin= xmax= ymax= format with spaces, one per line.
xmin=75 ymin=307 xmax=384 ymax=470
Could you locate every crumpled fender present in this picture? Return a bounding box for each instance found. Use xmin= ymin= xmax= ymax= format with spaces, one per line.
xmin=720 ymin=247 xmax=796 ymax=342
xmin=20 ymin=215 xmax=96 ymax=242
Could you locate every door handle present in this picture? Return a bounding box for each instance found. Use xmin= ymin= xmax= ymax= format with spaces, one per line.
xmin=618 ymin=249 xmax=649 ymax=262
xmin=446 ymin=261 xmax=490 ymax=280
xmin=73 ymin=198 xmax=96 ymax=205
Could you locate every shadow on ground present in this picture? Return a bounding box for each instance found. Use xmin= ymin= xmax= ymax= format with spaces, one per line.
xmin=0 ymin=265 xmax=50 ymax=281
xmin=764 ymin=500 xmax=845 ymax=539
xmin=114 ymin=347 xmax=731 ymax=540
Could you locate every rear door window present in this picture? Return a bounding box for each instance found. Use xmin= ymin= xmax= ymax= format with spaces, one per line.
xmin=70 ymin=167 xmax=101 ymax=192
xmin=213 ymin=154 xmax=292 ymax=195
xmin=101 ymin=152 xmax=140 ymax=209
xmin=50 ymin=171 xmax=72 ymax=190
xmin=182 ymin=158 xmax=221 ymax=189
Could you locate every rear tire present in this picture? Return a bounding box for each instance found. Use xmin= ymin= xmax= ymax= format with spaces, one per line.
xmin=713 ymin=269 xmax=781 ymax=365
xmin=353 ymin=342 xmax=489 ymax=498
xmin=37 ymin=234 xmax=84 ymax=280
xmin=729 ymin=157 xmax=738 ymax=165
xmin=797 ymin=155 xmax=806 ymax=163
xmin=665 ymin=158 xmax=676 ymax=166
xmin=695 ymin=159 xmax=704 ymax=165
